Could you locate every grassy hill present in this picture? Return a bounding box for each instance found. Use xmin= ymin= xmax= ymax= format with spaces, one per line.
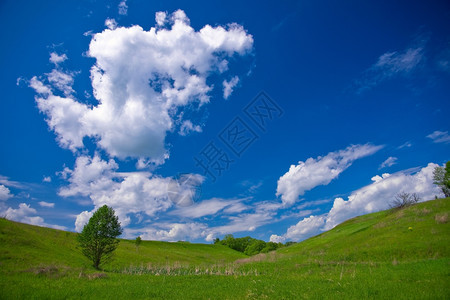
xmin=0 ymin=218 xmax=246 ymax=272
xmin=278 ymin=197 xmax=450 ymax=262
xmin=0 ymin=198 xmax=449 ymax=299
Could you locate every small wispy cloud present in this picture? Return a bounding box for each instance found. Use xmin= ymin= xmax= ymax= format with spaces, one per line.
xmin=0 ymin=184 xmax=13 ymax=201
xmin=49 ymin=52 xmax=67 ymax=65
xmin=379 ymin=156 xmax=398 ymax=169
xmin=118 ymin=0 xmax=128 ymax=15
xmin=3 ymin=203 xmax=65 ymax=230
xmin=38 ymin=201 xmax=55 ymax=208
xmin=397 ymin=141 xmax=412 ymax=149
xmin=0 ymin=175 xmax=25 ymax=189
xmin=170 ymin=198 xmax=248 ymax=219
xmin=271 ymin=12 xmax=296 ymax=32
xmin=223 ymin=76 xmax=240 ymax=99
xmin=351 ymin=38 xmax=426 ymax=94
xmin=427 ymin=130 xmax=450 ymax=144
xmin=179 ymin=120 xmax=202 ymax=136
xmin=105 ymin=18 xmax=118 ymax=30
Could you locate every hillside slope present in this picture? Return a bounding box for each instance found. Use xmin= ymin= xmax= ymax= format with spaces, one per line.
xmin=0 ymin=218 xmax=246 ymax=272
xmin=276 ymin=197 xmax=450 ymax=263
xmin=0 ymin=198 xmax=448 ymax=299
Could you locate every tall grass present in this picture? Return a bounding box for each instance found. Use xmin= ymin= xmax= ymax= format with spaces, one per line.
xmin=118 ymin=262 xmax=259 ymax=276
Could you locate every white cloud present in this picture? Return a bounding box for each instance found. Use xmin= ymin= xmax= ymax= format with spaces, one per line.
xmin=0 ymin=184 xmax=13 ymax=201
xmin=5 ymin=203 xmax=37 ymax=221
xmin=49 ymin=52 xmax=67 ymax=65
xmin=179 ymin=120 xmax=202 ymax=136
xmin=273 ymin=163 xmax=443 ymax=242
xmin=375 ymin=48 xmax=423 ymax=73
xmin=155 ymin=11 xmax=167 ymax=26
xmin=353 ymin=41 xmax=425 ymax=93
xmin=29 ymin=76 xmax=51 ymax=95
xmin=3 ymin=203 xmax=66 ymax=230
xmin=211 ymin=211 xmax=274 ymax=237
xmin=427 ymin=131 xmax=450 ymax=144
xmin=46 ymin=69 xmax=76 ymax=96
xmin=379 ymin=156 xmax=398 ymax=169
xmin=0 ymin=176 xmax=24 ymax=189
xmin=118 ymin=0 xmax=128 ymax=15
xmin=31 ymin=10 xmax=253 ymax=163
xmin=166 ymin=173 xmax=204 ymax=207
xmin=62 ymin=155 xmax=203 ymax=230
xmin=59 ymin=154 xmax=119 ymax=197
xmin=324 ymin=163 xmax=442 ymax=230
xmin=270 ymin=215 xmax=325 ymax=243
xmin=38 ymin=201 xmax=55 ymax=208
xmin=105 ymin=18 xmax=118 ymax=30
xmin=43 ymin=176 xmax=52 ymax=183
xmin=170 ymin=197 xmax=247 ymax=218
xmin=32 ymin=77 xmax=88 ymax=151
xmin=133 ymin=222 xmax=208 ymax=242
xmin=124 ymin=197 xmax=277 ymax=242
xmin=75 ymin=210 xmax=93 ymax=232
xmin=397 ymin=141 xmax=412 ymax=149
xmin=222 ymin=76 xmax=239 ymax=99
xmin=276 ymin=144 xmax=383 ymax=206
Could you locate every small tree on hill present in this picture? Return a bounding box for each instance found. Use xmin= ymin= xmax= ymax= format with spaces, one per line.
xmin=390 ymin=192 xmax=420 ymax=209
xmin=135 ymin=236 xmax=142 ymax=251
xmin=78 ymin=205 xmax=122 ymax=269
xmin=433 ymin=162 xmax=450 ymax=197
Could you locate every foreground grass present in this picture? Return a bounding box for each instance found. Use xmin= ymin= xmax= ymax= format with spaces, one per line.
xmin=1 ymin=198 xmax=449 ymax=299
xmin=1 ymin=259 xmax=447 ymax=299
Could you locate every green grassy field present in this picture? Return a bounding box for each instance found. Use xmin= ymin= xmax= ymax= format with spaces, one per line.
xmin=1 ymin=198 xmax=449 ymax=299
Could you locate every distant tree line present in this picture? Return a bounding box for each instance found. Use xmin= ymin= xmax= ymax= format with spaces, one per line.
xmin=213 ymin=234 xmax=296 ymax=256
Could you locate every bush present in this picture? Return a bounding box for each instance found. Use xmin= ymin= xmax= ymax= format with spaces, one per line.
xmin=390 ymin=192 xmax=420 ymax=209
xmin=215 ymin=235 xmax=284 ymax=255
xmin=244 ymin=240 xmax=266 ymax=256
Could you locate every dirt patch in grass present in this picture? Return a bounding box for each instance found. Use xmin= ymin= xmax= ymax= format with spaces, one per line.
xmin=234 ymin=252 xmax=278 ymax=264
xmin=374 ymin=221 xmax=386 ymax=229
xmin=87 ymin=273 xmax=108 ymax=280
xmin=77 ymin=269 xmax=108 ymax=280
xmin=26 ymin=265 xmax=69 ymax=278
xmin=416 ymin=207 xmax=432 ymax=216
xmin=434 ymin=213 xmax=448 ymax=224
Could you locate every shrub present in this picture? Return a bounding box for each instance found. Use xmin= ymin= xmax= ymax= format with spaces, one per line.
xmin=390 ymin=192 xmax=420 ymax=209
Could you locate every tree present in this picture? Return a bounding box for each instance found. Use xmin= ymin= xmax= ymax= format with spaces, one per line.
xmin=261 ymin=241 xmax=280 ymax=253
xmin=78 ymin=205 xmax=122 ymax=269
xmin=135 ymin=236 xmax=142 ymax=251
xmin=244 ymin=240 xmax=266 ymax=256
xmin=390 ymin=192 xmax=420 ymax=209
xmin=433 ymin=162 xmax=450 ymax=197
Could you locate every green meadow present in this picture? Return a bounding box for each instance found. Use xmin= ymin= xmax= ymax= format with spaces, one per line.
xmin=1 ymin=198 xmax=449 ymax=299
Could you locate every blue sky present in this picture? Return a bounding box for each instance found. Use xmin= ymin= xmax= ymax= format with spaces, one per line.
xmin=0 ymin=0 xmax=449 ymax=242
